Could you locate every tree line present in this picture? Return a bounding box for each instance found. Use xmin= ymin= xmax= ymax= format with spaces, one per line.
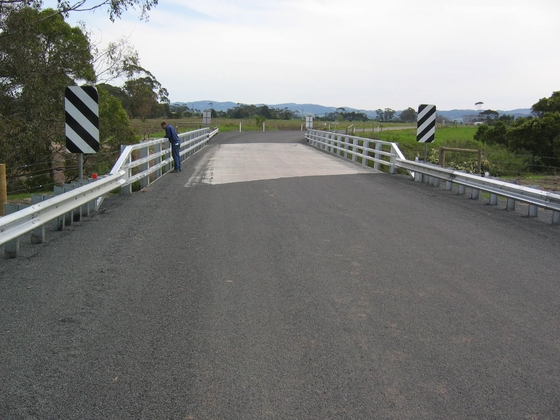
xmin=474 ymin=91 xmax=560 ymax=171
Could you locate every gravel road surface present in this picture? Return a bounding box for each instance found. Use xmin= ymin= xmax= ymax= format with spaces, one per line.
xmin=1 ymin=131 xmax=559 ymax=419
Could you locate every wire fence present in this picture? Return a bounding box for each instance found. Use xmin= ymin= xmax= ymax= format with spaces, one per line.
xmin=5 ymin=149 xmax=121 ymax=195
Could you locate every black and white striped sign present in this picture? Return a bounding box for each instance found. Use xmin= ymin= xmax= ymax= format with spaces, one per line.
xmin=65 ymin=86 xmax=99 ymax=154
xmin=417 ymin=104 xmax=436 ymax=143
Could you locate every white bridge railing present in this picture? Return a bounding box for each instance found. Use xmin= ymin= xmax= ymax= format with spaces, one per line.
xmin=306 ymin=129 xmax=560 ymax=224
xmin=0 ymin=127 xmax=218 ymax=257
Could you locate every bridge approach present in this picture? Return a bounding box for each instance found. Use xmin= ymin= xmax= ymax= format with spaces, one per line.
xmin=1 ymin=131 xmax=559 ymax=419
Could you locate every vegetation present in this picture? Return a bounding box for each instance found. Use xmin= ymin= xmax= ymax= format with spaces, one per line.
xmin=1 ymin=1 xmax=558 ymax=196
xmin=0 ymin=0 xmax=164 ymax=194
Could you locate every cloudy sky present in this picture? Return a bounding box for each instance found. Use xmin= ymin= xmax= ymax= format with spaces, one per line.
xmin=53 ymin=0 xmax=560 ymax=111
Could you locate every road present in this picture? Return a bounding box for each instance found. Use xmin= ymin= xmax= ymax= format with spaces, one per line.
xmin=1 ymin=131 xmax=559 ymax=419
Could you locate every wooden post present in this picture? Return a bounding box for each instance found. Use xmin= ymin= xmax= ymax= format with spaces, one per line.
xmin=0 ymin=164 xmax=7 ymax=216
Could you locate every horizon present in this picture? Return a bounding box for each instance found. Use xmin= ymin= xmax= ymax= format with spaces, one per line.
xmin=171 ymin=100 xmax=533 ymax=113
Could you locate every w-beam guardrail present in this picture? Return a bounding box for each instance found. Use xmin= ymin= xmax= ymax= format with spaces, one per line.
xmin=306 ymin=129 xmax=560 ymax=225
xmin=0 ymin=127 xmax=218 ymax=257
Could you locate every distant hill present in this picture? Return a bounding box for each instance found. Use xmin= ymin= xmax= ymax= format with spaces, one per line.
xmin=172 ymin=100 xmax=531 ymax=120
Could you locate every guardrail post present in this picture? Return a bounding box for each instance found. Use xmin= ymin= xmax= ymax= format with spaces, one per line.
xmin=53 ymin=186 xmax=65 ymax=230
xmin=471 ymin=188 xmax=479 ymax=200
xmin=506 ymin=198 xmax=516 ymax=211
xmin=4 ymin=203 xmax=26 ymax=258
xmin=30 ymin=195 xmax=48 ymax=244
xmin=553 ymin=211 xmax=560 ymax=224
xmin=352 ymin=138 xmax=358 ymax=162
xmin=489 ymin=193 xmax=498 ymax=205
xmin=528 ymin=204 xmax=538 ymax=218
xmin=432 ymin=177 xmax=440 ymax=188
xmin=78 ymin=179 xmax=91 ymax=217
xmin=67 ymin=183 xmax=82 ymax=222
xmin=445 ymin=181 xmax=453 ymax=191
xmin=458 ymin=185 xmax=466 ymax=195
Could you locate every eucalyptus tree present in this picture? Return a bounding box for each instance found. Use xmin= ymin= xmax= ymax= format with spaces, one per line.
xmin=0 ymin=7 xmax=95 ymax=189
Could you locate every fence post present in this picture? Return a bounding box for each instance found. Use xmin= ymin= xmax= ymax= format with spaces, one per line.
xmin=0 ymin=164 xmax=6 ymax=216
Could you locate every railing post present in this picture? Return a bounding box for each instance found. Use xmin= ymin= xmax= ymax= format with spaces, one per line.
xmin=352 ymin=138 xmax=358 ymax=162
xmin=489 ymin=193 xmax=498 ymax=205
xmin=154 ymin=143 xmax=162 ymax=180
xmin=140 ymin=146 xmax=149 ymax=189
xmin=362 ymin=140 xmax=369 ymax=166
xmin=121 ymin=144 xmax=133 ymax=195
xmin=374 ymin=143 xmax=383 ymax=170
xmin=506 ymin=198 xmax=516 ymax=210
xmin=553 ymin=211 xmax=560 ymax=224
xmin=336 ymin=135 xmax=342 ymax=155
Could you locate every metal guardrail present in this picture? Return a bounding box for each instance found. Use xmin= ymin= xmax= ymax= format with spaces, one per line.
xmin=306 ymin=129 xmax=560 ymax=225
xmin=397 ymin=159 xmax=560 ymax=223
xmin=0 ymin=127 xmax=219 ymax=256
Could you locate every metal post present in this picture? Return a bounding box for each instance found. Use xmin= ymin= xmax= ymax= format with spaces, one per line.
xmin=0 ymin=163 xmax=7 ymax=216
xmin=78 ymin=153 xmax=83 ymax=180
xmin=528 ymin=204 xmax=538 ymax=218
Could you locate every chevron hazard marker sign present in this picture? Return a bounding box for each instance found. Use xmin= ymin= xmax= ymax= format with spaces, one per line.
xmin=417 ymin=104 xmax=436 ymax=143
xmin=65 ymin=86 xmax=99 ymax=154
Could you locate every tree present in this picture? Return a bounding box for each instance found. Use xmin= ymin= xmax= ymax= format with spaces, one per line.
xmin=0 ymin=7 xmax=95 ymax=189
xmin=98 ymin=86 xmax=135 ymax=150
xmin=479 ymin=109 xmax=500 ymax=124
xmin=399 ymin=107 xmax=417 ymax=123
xmin=375 ymin=108 xmax=396 ymax=122
xmin=0 ymin=0 xmax=158 ymax=23
xmin=473 ymin=91 xmax=560 ymax=171
xmin=531 ymin=91 xmax=560 ymax=118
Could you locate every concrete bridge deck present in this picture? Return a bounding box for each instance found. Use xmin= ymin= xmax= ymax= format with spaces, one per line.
xmin=1 ymin=131 xmax=559 ymax=419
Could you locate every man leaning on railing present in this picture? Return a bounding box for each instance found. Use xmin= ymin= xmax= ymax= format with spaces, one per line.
xmin=161 ymin=121 xmax=182 ymax=172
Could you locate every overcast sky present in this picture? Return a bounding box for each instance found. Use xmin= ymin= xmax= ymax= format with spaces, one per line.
xmin=53 ymin=0 xmax=560 ymax=111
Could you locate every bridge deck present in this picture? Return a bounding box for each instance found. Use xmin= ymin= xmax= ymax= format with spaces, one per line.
xmin=1 ymin=131 xmax=559 ymax=418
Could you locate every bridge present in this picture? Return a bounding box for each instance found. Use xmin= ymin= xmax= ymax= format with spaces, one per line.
xmin=1 ymin=131 xmax=559 ymax=418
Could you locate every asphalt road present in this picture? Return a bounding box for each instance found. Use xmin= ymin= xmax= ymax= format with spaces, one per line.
xmin=1 ymin=131 xmax=559 ymax=419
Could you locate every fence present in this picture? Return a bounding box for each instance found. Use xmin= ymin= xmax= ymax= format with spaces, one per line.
xmin=0 ymin=127 xmax=218 ymax=257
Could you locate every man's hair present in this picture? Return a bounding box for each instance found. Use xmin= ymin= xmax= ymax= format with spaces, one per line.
xmin=161 ymin=121 xmax=167 ymax=127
